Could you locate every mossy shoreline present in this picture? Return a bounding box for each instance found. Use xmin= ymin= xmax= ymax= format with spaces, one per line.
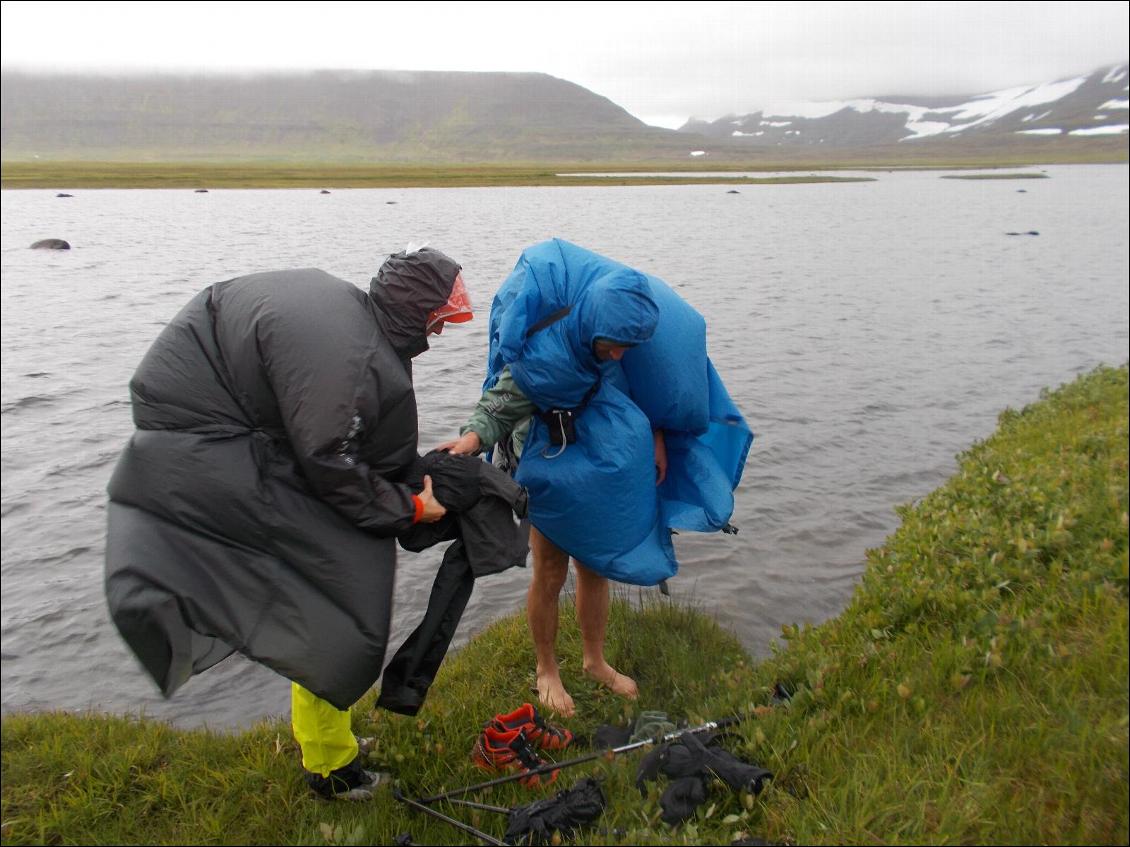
xmin=0 ymin=161 xmax=882 ymax=189
xmin=3 ymin=365 xmax=1127 ymax=845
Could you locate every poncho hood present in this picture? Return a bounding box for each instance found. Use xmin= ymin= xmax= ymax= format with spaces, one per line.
xmin=574 ymin=273 xmax=659 ymax=355
xmin=369 ymin=247 xmax=462 ymax=358
xmin=492 ymin=239 xmax=659 ymax=410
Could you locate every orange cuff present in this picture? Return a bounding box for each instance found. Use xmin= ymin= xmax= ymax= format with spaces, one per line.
xmin=412 ymin=495 xmax=425 ymax=524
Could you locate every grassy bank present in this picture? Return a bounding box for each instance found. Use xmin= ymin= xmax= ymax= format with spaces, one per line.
xmin=2 ymin=138 xmax=1126 ymax=190
xmin=3 ymin=365 xmax=1127 ymax=845
xmin=5 ymin=156 xmax=1127 ymax=189
xmin=2 ymin=143 xmax=1125 ymax=188
xmin=0 ymin=161 xmax=880 ymax=189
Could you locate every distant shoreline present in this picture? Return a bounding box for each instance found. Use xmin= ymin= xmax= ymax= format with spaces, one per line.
xmin=1 ymin=156 xmax=1124 ymax=189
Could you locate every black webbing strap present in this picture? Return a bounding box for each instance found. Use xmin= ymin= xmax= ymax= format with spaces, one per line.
xmin=525 ymin=305 xmax=573 ymax=339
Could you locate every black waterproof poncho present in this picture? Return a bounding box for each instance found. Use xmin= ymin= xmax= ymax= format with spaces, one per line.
xmin=105 ymin=250 xmax=462 ymax=709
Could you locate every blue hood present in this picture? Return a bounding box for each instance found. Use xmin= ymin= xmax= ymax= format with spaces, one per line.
xmin=491 ymin=239 xmax=658 ymax=410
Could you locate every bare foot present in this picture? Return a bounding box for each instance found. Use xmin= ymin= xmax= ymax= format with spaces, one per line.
xmin=536 ymin=670 xmax=576 ymax=718
xmin=584 ymin=661 xmax=639 ymax=700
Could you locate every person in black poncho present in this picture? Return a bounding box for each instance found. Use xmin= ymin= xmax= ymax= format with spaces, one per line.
xmin=105 ymin=246 xmax=483 ymax=800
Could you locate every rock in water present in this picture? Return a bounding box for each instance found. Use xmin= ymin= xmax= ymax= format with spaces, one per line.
xmin=30 ymin=238 xmax=70 ymax=250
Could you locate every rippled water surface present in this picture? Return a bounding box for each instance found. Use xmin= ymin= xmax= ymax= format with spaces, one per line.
xmin=2 ymin=166 xmax=1127 ymax=729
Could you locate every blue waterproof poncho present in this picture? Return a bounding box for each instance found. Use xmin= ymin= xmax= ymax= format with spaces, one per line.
xmin=487 ymin=239 xmax=752 ymax=586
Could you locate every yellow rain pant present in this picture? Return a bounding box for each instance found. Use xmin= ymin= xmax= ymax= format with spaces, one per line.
xmin=291 ymin=682 xmax=358 ymax=777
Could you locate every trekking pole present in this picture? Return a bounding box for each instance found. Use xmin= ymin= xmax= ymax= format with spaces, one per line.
xmin=418 ymin=715 xmax=741 ymax=804
xmin=393 ymin=788 xmax=506 ymax=846
xmin=446 ymin=797 xmax=511 ymax=814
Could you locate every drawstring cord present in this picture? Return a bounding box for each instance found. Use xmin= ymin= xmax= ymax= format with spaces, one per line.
xmin=543 ymin=414 xmax=569 ymax=459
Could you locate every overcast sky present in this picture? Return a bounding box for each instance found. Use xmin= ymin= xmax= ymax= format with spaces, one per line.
xmin=2 ymin=1 xmax=1127 ymax=128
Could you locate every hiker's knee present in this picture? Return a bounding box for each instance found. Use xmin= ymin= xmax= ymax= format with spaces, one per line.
xmin=572 ymin=560 xmax=606 ymax=590
xmin=533 ymin=553 xmax=568 ymax=595
xmin=531 ymin=528 xmax=569 ymax=576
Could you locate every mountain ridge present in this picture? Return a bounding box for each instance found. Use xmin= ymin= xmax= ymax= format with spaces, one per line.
xmin=1 ymin=64 xmax=1126 ymax=163
xmin=679 ymin=62 xmax=1129 ymax=150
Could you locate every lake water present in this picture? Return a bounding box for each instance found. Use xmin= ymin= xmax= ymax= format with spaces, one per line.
xmin=556 ymin=170 xmax=883 ymax=178
xmin=2 ymin=165 xmax=1127 ymax=730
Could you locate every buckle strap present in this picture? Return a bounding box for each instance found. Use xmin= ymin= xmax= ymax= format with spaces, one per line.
xmin=525 ymin=305 xmax=573 ymax=339
xmin=531 ymin=711 xmax=569 ymax=743
xmin=507 ymin=730 xmax=543 ymax=769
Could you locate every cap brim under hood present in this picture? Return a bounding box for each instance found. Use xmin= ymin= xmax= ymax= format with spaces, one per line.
xmin=574 ymin=271 xmax=659 ymax=357
xmin=369 ymin=247 xmax=463 ymax=358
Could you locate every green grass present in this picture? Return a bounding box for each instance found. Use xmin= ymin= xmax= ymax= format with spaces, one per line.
xmin=2 ymin=148 xmax=1123 ymax=188
xmin=0 ymin=161 xmax=879 ymax=189
xmin=3 ymin=365 xmax=1127 ymax=845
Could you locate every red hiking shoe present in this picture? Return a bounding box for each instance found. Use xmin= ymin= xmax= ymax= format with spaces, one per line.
xmin=471 ymin=725 xmax=559 ymax=788
xmin=489 ymin=703 xmax=574 ymax=752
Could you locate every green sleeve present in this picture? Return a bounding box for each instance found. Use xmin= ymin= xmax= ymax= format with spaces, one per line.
xmin=461 ymin=366 xmax=536 ymax=450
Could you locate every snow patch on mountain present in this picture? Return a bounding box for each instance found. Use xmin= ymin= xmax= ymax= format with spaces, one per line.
xmin=1102 ymin=64 xmax=1127 ymax=84
xmin=931 ymin=77 xmax=1087 ymax=133
xmin=1069 ymin=124 xmax=1129 ymax=136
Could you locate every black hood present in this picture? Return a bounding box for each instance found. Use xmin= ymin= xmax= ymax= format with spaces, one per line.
xmin=369 ymin=247 xmax=462 ymax=358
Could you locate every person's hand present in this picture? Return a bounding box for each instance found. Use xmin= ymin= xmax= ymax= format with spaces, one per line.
xmin=654 ymin=430 xmax=668 ymax=485
xmin=416 ymin=475 xmax=447 ymax=523
xmin=437 ymin=431 xmax=482 ymax=456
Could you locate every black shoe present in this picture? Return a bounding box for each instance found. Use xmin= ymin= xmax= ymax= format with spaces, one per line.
xmin=305 ymin=755 xmax=388 ymax=801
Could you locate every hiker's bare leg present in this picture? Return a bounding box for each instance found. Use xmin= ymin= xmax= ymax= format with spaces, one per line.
xmin=574 ymin=560 xmax=638 ymax=700
xmin=528 ymin=527 xmax=575 ymax=717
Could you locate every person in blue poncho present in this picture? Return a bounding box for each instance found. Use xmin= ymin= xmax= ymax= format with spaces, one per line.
xmin=445 ymin=345 xmax=657 ymax=716
xmin=443 ymin=240 xmax=752 ymax=718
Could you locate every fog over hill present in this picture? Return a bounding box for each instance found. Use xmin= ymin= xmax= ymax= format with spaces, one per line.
xmin=0 ymin=69 xmax=695 ymax=162
xmin=1 ymin=64 xmax=1126 ymax=163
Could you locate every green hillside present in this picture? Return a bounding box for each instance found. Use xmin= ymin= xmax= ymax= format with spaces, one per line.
xmin=0 ymin=69 xmax=694 ymax=162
